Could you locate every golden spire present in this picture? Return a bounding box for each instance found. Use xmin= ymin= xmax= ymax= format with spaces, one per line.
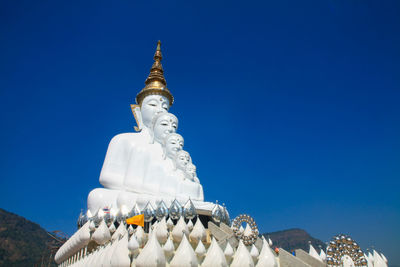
xmin=136 ymin=41 xmax=174 ymax=106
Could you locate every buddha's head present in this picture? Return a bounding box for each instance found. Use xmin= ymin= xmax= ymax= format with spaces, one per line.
xmin=163 ymin=133 xmax=184 ymax=159
xmin=174 ymin=150 xmax=191 ymax=171
xmin=140 ymin=95 xmax=170 ymax=128
xmin=151 ymin=112 xmax=178 ymax=144
xmin=185 ymin=163 xmax=197 ymax=180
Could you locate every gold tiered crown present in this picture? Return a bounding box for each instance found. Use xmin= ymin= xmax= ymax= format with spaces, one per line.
xmin=136 ymin=41 xmax=174 ymax=106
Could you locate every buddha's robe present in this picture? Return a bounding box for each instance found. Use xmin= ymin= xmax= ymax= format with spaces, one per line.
xmin=99 ymin=130 xmax=151 ymax=191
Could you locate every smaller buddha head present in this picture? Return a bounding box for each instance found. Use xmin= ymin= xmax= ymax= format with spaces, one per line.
xmin=140 ymin=95 xmax=170 ymax=128
xmin=163 ymin=133 xmax=184 ymax=159
xmin=174 ymin=150 xmax=191 ymax=171
xmin=151 ymin=112 xmax=178 ymax=144
xmin=185 ymin=163 xmax=197 ymax=181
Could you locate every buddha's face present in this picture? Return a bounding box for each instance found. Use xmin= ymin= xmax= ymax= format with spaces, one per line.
xmin=164 ymin=133 xmax=184 ymax=159
xmin=186 ymin=163 xmax=197 ymax=178
xmin=175 ymin=151 xmax=191 ymax=170
xmin=153 ymin=113 xmax=178 ymax=143
xmin=141 ymin=95 xmax=169 ymax=128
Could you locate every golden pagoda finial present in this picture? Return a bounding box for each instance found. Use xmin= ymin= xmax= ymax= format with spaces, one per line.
xmin=136 ymin=41 xmax=174 ymax=106
xmin=156 ymin=40 xmax=161 ymax=51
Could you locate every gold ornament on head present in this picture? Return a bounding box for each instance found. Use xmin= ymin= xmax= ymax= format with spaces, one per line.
xmin=136 ymin=40 xmax=174 ymax=106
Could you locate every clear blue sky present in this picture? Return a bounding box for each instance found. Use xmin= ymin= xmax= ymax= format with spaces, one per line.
xmin=1 ymin=0 xmax=399 ymax=264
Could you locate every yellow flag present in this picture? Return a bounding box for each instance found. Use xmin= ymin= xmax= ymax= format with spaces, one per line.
xmin=126 ymin=214 xmax=144 ymax=227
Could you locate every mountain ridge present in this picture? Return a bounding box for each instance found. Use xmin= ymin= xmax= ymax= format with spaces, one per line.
xmin=0 ymin=208 xmax=60 ymax=267
xmin=262 ymin=227 xmax=326 ymax=254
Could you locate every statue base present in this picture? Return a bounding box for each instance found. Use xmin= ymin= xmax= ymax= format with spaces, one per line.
xmin=88 ymin=188 xmax=217 ymax=216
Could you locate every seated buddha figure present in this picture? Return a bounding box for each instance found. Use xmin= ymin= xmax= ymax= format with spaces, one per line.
xmin=185 ymin=163 xmax=200 ymax=184
xmin=125 ymin=112 xmax=178 ymax=195
xmin=87 ymin=41 xmax=175 ymax=213
xmin=157 ymin=133 xmax=184 ymax=197
xmin=172 ymin=151 xmax=204 ymax=202
xmin=98 ymin=95 xmax=170 ymax=191
xmin=87 ymin=41 xmax=212 ymax=214
xmin=185 ymin=163 xmax=204 ymax=200
xmin=117 ymin=124 xmax=183 ymax=209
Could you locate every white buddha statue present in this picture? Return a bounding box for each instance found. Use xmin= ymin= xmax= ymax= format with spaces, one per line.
xmin=87 ymin=41 xmax=211 ymax=214
xmin=134 ymin=112 xmax=178 ymax=196
xmin=157 ymin=133 xmax=184 ymax=197
xmin=88 ymin=41 xmax=174 ymax=212
xmin=172 ymin=151 xmax=204 ymax=201
xmin=98 ymin=95 xmax=170 ymax=191
xmin=183 ymin=162 xmax=204 ymax=201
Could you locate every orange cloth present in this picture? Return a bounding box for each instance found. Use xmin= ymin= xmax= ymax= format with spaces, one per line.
xmin=126 ymin=214 xmax=144 ymax=227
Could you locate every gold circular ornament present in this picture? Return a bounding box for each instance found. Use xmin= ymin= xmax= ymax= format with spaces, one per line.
xmin=325 ymin=234 xmax=367 ymax=266
xmin=232 ymin=214 xmax=259 ymax=246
